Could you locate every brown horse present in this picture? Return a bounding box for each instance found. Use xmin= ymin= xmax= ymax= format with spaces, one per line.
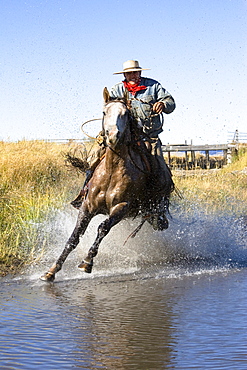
xmin=40 ymin=89 xmax=173 ymax=282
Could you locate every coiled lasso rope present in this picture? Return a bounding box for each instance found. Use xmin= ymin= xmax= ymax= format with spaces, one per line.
xmin=81 ymin=118 xmax=102 ymax=140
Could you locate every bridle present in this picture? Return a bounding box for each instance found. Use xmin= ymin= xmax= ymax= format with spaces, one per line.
xmin=81 ymin=99 xmax=157 ymax=174
xmin=102 ymin=99 xmax=152 ymax=174
xmin=102 ymin=99 xmax=133 ymax=157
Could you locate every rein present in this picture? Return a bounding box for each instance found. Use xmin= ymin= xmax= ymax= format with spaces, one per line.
xmin=127 ymin=145 xmax=151 ymax=174
xmin=81 ymin=100 xmax=152 ymax=174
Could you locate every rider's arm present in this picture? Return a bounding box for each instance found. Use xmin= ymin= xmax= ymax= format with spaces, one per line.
xmin=155 ymin=83 xmax=176 ymax=114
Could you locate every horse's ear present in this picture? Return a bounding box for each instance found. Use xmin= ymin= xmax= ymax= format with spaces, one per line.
xmin=123 ymin=88 xmax=129 ymax=103
xmin=103 ymin=87 xmax=110 ymax=103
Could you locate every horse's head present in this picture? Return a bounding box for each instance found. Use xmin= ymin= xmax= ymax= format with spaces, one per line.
xmin=102 ymin=88 xmax=130 ymax=148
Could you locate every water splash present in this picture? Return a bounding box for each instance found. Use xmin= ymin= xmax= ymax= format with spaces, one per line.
xmin=25 ymin=204 xmax=247 ymax=282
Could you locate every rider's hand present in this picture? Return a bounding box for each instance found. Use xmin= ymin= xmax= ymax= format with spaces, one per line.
xmin=152 ymin=102 xmax=165 ymax=114
xmin=96 ymin=134 xmax=104 ymax=145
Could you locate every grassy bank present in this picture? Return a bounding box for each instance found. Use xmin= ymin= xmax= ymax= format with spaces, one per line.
xmin=0 ymin=140 xmax=87 ymax=275
xmin=173 ymin=148 xmax=247 ymax=216
xmin=1 ymin=140 xmax=246 ymax=276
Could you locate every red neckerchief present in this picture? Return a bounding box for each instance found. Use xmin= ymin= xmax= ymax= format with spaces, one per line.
xmin=123 ymin=80 xmax=147 ymax=96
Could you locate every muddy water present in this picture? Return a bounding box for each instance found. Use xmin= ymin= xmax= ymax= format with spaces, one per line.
xmin=1 ymin=209 xmax=247 ymax=369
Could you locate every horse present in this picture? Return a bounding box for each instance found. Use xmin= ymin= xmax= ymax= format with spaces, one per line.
xmin=40 ymin=88 xmax=173 ymax=282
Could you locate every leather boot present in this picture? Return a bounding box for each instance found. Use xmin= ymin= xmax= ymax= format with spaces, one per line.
xmin=70 ymin=188 xmax=87 ymax=209
xmin=70 ymin=170 xmax=92 ymax=209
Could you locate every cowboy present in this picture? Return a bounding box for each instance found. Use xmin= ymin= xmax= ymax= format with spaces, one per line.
xmin=110 ymin=60 xmax=176 ymax=193
xmin=71 ymin=60 xmax=175 ymax=209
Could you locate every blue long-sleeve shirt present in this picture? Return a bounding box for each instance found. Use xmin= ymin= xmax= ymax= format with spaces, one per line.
xmin=109 ymin=77 xmax=175 ymax=137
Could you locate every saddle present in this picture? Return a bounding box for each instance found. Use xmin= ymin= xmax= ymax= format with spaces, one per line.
xmin=133 ymin=136 xmax=174 ymax=196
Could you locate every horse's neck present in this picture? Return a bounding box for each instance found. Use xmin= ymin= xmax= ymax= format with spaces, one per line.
xmin=104 ymin=142 xmax=129 ymax=172
xmin=106 ymin=144 xmax=128 ymax=160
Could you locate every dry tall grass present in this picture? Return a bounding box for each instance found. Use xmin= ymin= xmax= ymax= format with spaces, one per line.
xmin=1 ymin=140 xmax=246 ymax=275
xmin=0 ymin=140 xmax=87 ymax=275
xmin=173 ymin=149 xmax=247 ymax=216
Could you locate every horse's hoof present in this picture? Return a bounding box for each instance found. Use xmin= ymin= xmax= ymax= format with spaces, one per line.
xmin=158 ymin=216 xmax=169 ymax=230
xmin=78 ymin=260 xmax=93 ymax=273
xmin=40 ymin=272 xmax=55 ymax=282
xmin=152 ymin=215 xmax=169 ymax=231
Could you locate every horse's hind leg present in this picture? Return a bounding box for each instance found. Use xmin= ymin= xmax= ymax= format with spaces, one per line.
xmin=40 ymin=210 xmax=92 ymax=282
xmin=78 ymin=202 xmax=128 ymax=273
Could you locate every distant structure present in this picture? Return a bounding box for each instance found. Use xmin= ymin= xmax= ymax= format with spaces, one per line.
xmin=41 ymin=129 xmax=247 ymax=171
xmin=228 ymin=129 xmax=247 ymax=144
xmin=162 ymin=129 xmax=247 ymax=170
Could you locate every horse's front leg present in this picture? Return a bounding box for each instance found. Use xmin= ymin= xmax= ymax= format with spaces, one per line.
xmin=40 ymin=209 xmax=92 ymax=282
xmin=78 ymin=202 xmax=129 ymax=273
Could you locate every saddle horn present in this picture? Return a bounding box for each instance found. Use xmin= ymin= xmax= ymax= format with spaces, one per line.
xmin=123 ymin=88 xmax=131 ymax=109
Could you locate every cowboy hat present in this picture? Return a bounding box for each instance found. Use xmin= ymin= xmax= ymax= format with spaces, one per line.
xmin=113 ymin=60 xmax=150 ymax=74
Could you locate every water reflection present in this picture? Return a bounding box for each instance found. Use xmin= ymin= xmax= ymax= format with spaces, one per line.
xmin=1 ymin=267 xmax=247 ymax=369
xmin=42 ymin=276 xmax=177 ymax=369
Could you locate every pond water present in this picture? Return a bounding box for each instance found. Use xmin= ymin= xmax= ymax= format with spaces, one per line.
xmin=1 ymin=209 xmax=247 ymax=369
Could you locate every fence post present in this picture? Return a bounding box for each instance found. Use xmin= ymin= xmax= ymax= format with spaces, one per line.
xmin=205 ymin=150 xmax=210 ymax=169
xmin=185 ymin=151 xmax=189 ymax=169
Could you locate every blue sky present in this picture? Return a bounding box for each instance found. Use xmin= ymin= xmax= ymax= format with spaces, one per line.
xmin=0 ymin=0 xmax=246 ymax=144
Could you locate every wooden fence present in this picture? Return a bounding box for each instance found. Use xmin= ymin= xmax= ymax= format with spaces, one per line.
xmin=43 ymin=138 xmax=240 ymax=171
xmin=162 ymin=143 xmax=238 ymax=170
